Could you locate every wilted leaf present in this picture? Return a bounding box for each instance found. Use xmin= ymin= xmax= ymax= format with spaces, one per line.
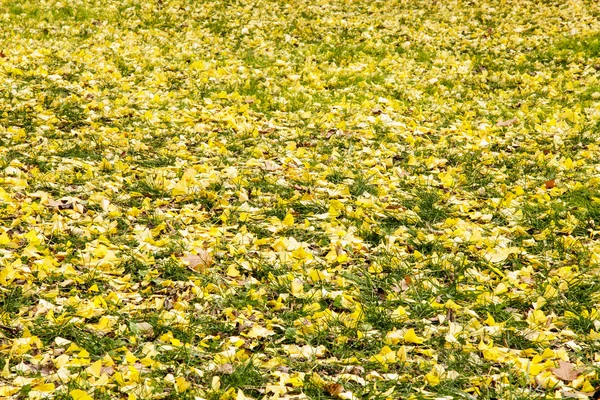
xmin=324 ymin=382 xmax=343 ymax=397
xmin=561 ymin=389 xmax=595 ymax=399
xmin=552 ymin=361 xmax=581 ymax=382
xmin=216 ymin=363 xmax=234 ymax=374
xmin=497 ymin=118 xmax=518 ymax=127
xmin=181 ymin=249 xmax=212 ymax=272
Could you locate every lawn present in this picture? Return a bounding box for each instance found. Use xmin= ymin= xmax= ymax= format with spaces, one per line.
xmin=1 ymin=0 xmax=600 ymax=398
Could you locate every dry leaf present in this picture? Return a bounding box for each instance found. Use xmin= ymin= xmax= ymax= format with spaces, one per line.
xmin=45 ymin=198 xmax=74 ymax=210
xmin=130 ymin=322 xmax=153 ymax=336
xmin=100 ymin=366 xmax=115 ymax=375
xmin=264 ymin=160 xmax=281 ymax=171
xmin=216 ymin=363 xmax=233 ymax=374
xmin=181 ymin=249 xmax=212 ymax=272
xmin=544 ymin=179 xmax=556 ymax=189
xmin=561 ymin=389 xmax=595 ymax=399
xmin=497 ymin=118 xmax=518 ymax=127
xmin=324 ymin=382 xmax=343 ymax=397
xmin=551 ymin=361 xmax=581 ymax=382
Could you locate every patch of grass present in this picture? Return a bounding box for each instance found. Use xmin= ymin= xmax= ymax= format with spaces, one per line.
xmin=31 ymin=320 xmax=124 ymax=356
xmin=349 ymin=174 xmax=378 ymax=197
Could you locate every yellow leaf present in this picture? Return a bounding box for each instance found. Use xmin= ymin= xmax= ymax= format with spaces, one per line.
xmin=484 ymin=247 xmax=521 ymax=263
xmin=403 ymin=328 xmax=425 ymax=344
xmin=291 ymin=279 xmax=304 ymax=297
xmin=282 ymin=213 xmax=294 ymax=227
xmin=172 ymin=179 xmax=188 ymax=196
xmin=175 ymin=376 xmax=190 ymax=393
xmin=70 ymin=389 xmax=94 ymax=400
xmin=0 ymin=233 xmax=10 ymax=245
xmin=88 ymin=359 xmax=102 ymax=378
xmin=245 ymin=325 xmax=275 ymax=338
xmin=425 ymin=372 xmax=440 ymax=385
xmin=0 ymin=386 xmax=19 ymax=396
xmin=226 ymin=265 xmax=240 ymax=277
xmin=1 ymin=359 xmax=10 ymax=378
xmin=32 ymin=383 xmax=55 ymax=392
xmin=0 ymin=265 xmax=15 ymax=285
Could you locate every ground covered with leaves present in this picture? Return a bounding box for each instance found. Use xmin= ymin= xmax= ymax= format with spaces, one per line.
xmin=2 ymin=0 xmax=600 ymax=399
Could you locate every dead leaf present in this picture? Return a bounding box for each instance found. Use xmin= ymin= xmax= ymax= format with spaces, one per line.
xmin=130 ymin=322 xmax=153 ymax=336
xmin=264 ymin=160 xmax=281 ymax=171
xmin=181 ymin=249 xmax=212 ymax=272
xmin=551 ymin=361 xmax=581 ymax=382
xmin=46 ymin=198 xmax=74 ymax=210
xmin=100 ymin=366 xmax=115 ymax=375
xmin=216 ymin=363 xmax=233 ymax=374
xmin=544 ymin=179 xmax=556 ymax=189
xmin=561 ymin=389 xmax=595 ymax=399
xmin=385 ymin=204 xmax=405 ymax=210
xmin=497 ymin=118 xmax=518 ymax=127
xmin=324 ymin=382 xmax=343 ymax=397
xmin=342 ymin=365 xmax=364 ymax=375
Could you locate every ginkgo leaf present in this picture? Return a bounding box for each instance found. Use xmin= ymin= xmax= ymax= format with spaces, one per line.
xmin=282 ymin=213 xmax=295 ymax=227
xmin=403 ymin=329 xmax=425 ymax=344
xmin=484 ymin=247 xmax=521 ymax=263
xmin=245 ymin=325 xmax=275 ymax=338
xmin=70 ymin=389 xmax=94 ymax=400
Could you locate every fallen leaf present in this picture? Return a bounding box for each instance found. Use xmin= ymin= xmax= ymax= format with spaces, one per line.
xmin=484 ymin=247 xmax=521 ymax=263
xmin=497 ymin=118 xmax=518 ymax=127
xmin=70 ymin=389 xmax=94 ymax=400
xmin=324 ymin=382 xmax=343 ymax=397
xmin=130 ymin=322 xmax=154 ymax=336
xmin=216 ymin=363 xmax=233 ymax=374
xmin=264 ymin=160 xmax=281 ymax=171
xmin=561 ymin=389 xmax=595 ymax=399
xmin=544 ymin=179 xmax=556 ymax=189
xmin=552 ymin=361 xmax=581 ymax=382
xmin=181 ymin=249 xmax=212 ymax=272
xmin=245 ymin=325 xmax=275 ymax=338
xmin=46 ymin=198 xmax=74 ymax=210
xmin=403 ymin=328 xmax=425 ymax=344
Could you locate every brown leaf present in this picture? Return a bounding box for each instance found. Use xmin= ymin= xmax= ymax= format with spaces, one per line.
xmin=342 ymin=365 xmax=364 ymax=375
xmin=544 ymin=179 xmax=556 ymax=189
xmin=181 ymin=249 xmax=212 ymax=272
xmin=561 ymin=388 xmax=596 ymax=399
xmin=497 ymin=118 xmax=518 ymax=127
xmin=551 ymin=361 xmax=581 ymax=382
xmin=216 ymin=363 xmax=233 ymax=374
xmin=324 ymin=382 xmax=343 ymax=397
xmin=101 ymin=366 xmax=115 ymax=375
xmin=46 ymin=198 xmax=74 ymax=210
